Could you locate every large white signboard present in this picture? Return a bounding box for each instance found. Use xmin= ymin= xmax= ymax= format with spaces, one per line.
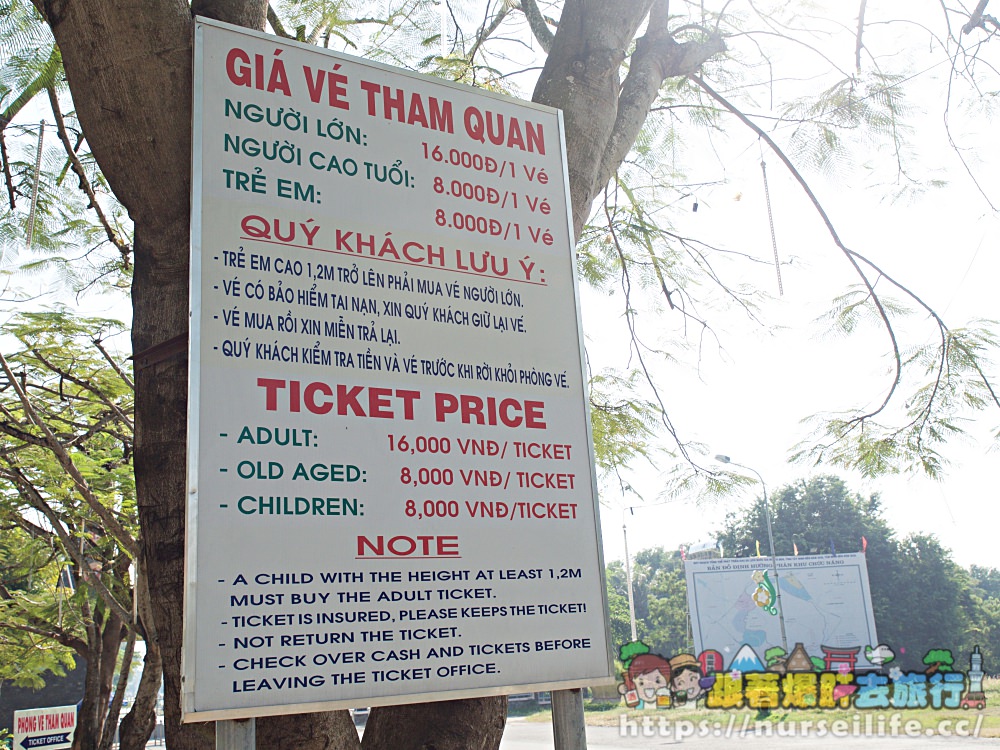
xmin=13 ymin=706 xmax=76 ymax=750
xmin=685 ymin=554 xmax=879 ymax=669
xmin=184 ymin=18 xmax=612 ymax=720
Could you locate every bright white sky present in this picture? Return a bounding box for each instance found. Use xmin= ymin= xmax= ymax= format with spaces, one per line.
xmin=590 ymin=184 xmax=1000 ymax=569
xmin=587 ymin=16 xmax=1000 ymax=570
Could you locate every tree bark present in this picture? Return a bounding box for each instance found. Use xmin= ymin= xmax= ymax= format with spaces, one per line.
xmin=532 ymin=0 xmax=723 ymax=239
xmin=40 ymin=1 xmax=239 ymax=748
xmin=361 ymin=697 xmax=507 ymax=750
xmin=532 ymin=0 xmax=655 ymax=236
xmin=118 ymin=639 xmax=163 ymax=750
xmin=256 ymin=712 xmax=361 ymax=750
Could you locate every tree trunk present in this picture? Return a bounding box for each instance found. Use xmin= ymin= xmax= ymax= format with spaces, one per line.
xmin=361 ymin=697 xmax=507 ymax=750
xmin=532 ymin=0 xmax=654 ymax=237
xmin=72 ymin=607 xmax=125 ymax=750
xmin=133 ymin=219 xmax=214 ymax=750
xmin=74 ymin=626 xmax=101 ymax=750
xmin=40 ymin=0 xmax=239 ymax=747
xmin=255 ymin=712 xmax=361 ymax=750
xmin=533 ymin=0 xmax=723 ymax=239
xmin=118 ymin=638 xmax=164 ymax=750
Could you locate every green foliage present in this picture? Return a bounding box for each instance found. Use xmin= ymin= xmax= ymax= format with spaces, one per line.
xmin=0 ymin=310 xmax=135 ymax=688
xmin=884 ymin=534 xmax=980 ymax=669
xmin=969 ymin=565 xmax=1000 ymax=599
xmin=821 ymin=287 xmax=912 ymax=336
xmin=605 ymin=583 xmax=634 ymax=655
xmin=588 ymin=369 xmax=659 ymax=486
xmin=0 ymin=528 xmax=77 ymax=686
xmin=606 ymin=547 xmax=690 ymax=657
xmin=718 ymin=475 xmax=891 ymax=558
xmin=795 ymin=322 xmax=1000 ymax=478
xmin=0 ymin=0 xmax=58 ymax=120
xmin=783 ymin=73 xmax=913 ymax=180
xmin=970 ymin=593 xmax=1000 ymax=671
xmin=0 ymin=0 xmax=131 ymax=295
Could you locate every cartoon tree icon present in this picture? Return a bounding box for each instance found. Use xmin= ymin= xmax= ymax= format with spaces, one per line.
xmin=765 ymin=646 xmax=787 ymax=668
xmin=923 ymin=649 xmax=955 ymax=675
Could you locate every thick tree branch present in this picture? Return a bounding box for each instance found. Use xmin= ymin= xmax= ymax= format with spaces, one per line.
xmin=0 ymin=129 xmax=15 ymax=210
xmin=0 ymin=420 xmax=50 ymax=448
xmin=532 ymin=0 xmax=664 ymax=235
xmin=963 ymin=0 xmax=991 ymax=34
xmin=267 ymin=3 xmax=292 ymax=38
xmin=99 ymin=628 xmax=135 ymax=750
xmin=856 ymin=0 xmax=868 ymax=71
xmin=596 ymin=4 xmax=725 ymax=194
xmin=519 ymin=0 xmax=554 ymax=53
xmin=191 ymin=0 xmax=267 ymax=29
xmin=35 ymin=0 xmax=195 ymax=234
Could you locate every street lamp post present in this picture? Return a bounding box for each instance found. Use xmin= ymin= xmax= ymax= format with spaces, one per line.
xmin=715 ymin=454 xmax=788 ymax=652
xmin=623 ymin=513 xmax=638 ymax=642
xmin=620 ymin=500 xmax=678 ymax=644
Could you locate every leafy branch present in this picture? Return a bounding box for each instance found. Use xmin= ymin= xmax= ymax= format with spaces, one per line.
xmin=693 ymin=74 xmax=1000 ymax=475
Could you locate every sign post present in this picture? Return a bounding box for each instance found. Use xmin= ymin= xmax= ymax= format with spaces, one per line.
xmin=552 ymin=689 xmax=587 ymax=750
xmin=216 ymin=718 xmax=255 ymax=750
xmin=186 ymin=18 xmax=611 ymax=736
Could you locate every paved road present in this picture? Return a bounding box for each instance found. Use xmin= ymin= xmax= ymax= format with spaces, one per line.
xmin=142 ymin=716 xmax=998 ymax=748
xmin=499 ymin=718 xmax=1000 ymax=749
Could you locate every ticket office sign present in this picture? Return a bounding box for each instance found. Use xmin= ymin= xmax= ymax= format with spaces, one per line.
xmin=185 ymin=18 xmax=612 ymax=720
xmin=13 ymin=705 xmax=77 ymax=749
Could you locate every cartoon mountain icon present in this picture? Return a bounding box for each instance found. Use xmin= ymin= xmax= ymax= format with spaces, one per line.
xmin=728 ymin=644 xmax=765 ymax=673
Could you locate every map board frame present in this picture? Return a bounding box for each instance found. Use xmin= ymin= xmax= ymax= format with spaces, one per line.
xmin=685 ymin=553 xmax=879 ymax=669
xmin=184 ymin=18 xmax=613 ymax=722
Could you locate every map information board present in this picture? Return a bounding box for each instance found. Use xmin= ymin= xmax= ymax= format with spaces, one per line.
xmin=685 ymin=554 xmax=879 ymax=669
xmin=184 ymin=18 xmax=612 ymax=721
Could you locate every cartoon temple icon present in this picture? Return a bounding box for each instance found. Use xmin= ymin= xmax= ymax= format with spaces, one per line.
xmin=821 ymin=645 xmax=861 ymax=672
